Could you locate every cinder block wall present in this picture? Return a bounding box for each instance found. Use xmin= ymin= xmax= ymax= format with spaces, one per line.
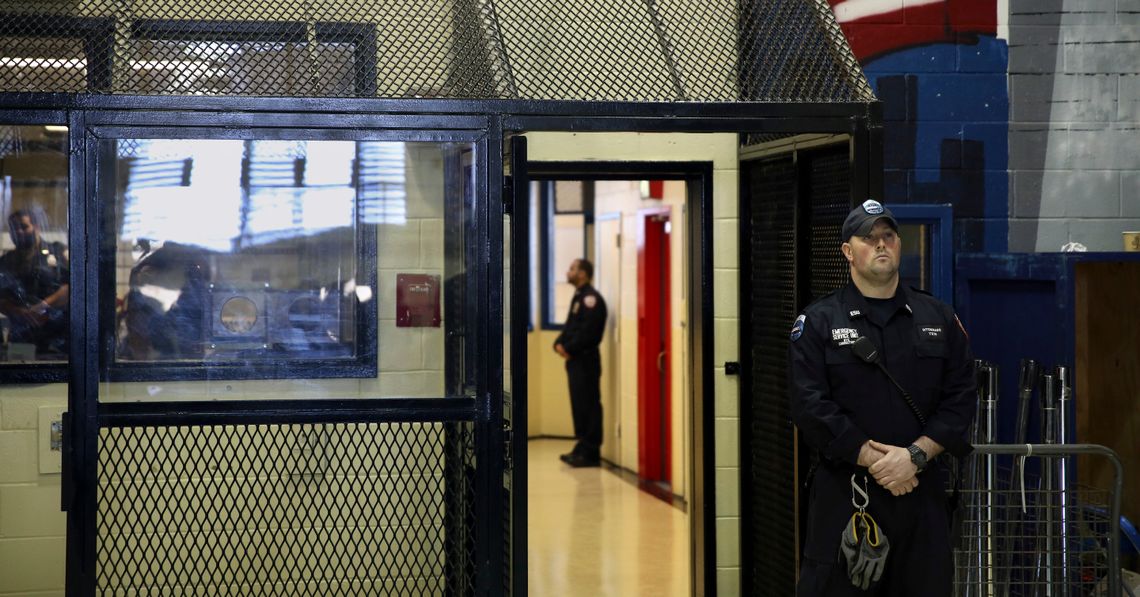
xmin=1008 ymin=0 xmax=1140 ymax=251
xmin=0 ymin=385 xmax=67 ymax=596
xmin=832 ymin=0 xmax=1140 ymax=253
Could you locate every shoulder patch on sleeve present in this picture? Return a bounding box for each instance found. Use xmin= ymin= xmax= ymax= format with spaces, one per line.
xmin=790 ymin=314 xmax=806 ymax=342
xmin=583 ymin=295 xmax=597 ymax=308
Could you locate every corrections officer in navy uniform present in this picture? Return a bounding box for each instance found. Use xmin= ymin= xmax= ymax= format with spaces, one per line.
xmin=788 ymin=200 xmax=975 ymax=596
xmin=554 ymin=258 xmax=608 ymax=467
xmin=0 ymin=209 xmax=70 ymax=356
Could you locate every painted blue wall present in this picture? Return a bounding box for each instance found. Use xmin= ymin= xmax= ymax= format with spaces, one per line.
xmin=862 ymin=35 xmax=1010 ymax=253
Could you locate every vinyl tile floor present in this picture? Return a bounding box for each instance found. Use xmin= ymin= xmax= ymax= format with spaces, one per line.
xmin=527 ymin=439 xmax=690 ymax=597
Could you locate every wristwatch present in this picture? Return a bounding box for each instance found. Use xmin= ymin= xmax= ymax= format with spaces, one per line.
xmin=907 ymin=444 xmax=928 ymax=473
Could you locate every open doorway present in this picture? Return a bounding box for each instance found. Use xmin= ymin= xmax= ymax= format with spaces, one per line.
xmin=522 ymin=160 xmax=713 ymax=596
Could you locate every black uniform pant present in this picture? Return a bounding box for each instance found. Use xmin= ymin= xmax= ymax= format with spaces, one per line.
xmin=797 ymin=466 xmax=953 ymax=597
xmin=566 ymin=352 xmax=602 ymax=460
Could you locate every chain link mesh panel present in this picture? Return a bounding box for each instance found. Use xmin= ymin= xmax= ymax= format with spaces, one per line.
xmin=805 ymin=147 xmax=851 ymax=300
xmin=742 ymin=154 xmax=798 ymax=596
xmin=739 ymin=0 xmax=873 ymax=102
xmin=742 ymin=142 xmax=852 ymax=595
xmin=98 ymin=421 xmax=477 ymax=596
xmin=0 ymin=0 xmax=873 ymax=102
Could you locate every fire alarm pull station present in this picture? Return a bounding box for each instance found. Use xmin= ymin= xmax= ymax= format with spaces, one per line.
xmin=396 ymin=274 xmax=441 ymax=327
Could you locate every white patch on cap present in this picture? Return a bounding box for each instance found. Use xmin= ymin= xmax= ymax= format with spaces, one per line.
xmin=862 ymin=199 xmax=884 ymax=215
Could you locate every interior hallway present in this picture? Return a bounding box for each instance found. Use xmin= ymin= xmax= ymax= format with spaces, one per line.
xmin=528 ymin=439 xmax=690 ymax=596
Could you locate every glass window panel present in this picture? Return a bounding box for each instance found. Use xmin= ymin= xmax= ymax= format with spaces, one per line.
xmin=100 ymin=137 xmax=475 ymax=399
xmin=899 ymin=222 xmax=930 ymax=292
xmin=0 ymin=125 xmax=70 ymax=363
xmin=548 ymin=212 xmax=585 ymax=325
xmin=553 ymin=180 xmax=584 ymax=213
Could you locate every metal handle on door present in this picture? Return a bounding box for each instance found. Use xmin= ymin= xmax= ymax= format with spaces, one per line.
xmin=657 ymin=351 xmax=666 ymax=373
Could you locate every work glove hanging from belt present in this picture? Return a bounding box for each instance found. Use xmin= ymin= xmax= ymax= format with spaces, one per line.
xmin=839 ymin=474 xmax=890 ymax=590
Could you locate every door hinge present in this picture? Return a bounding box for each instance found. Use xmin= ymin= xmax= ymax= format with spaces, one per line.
xmin=503 ymin=428 xmax=514 ymax=469
xmin=616 ymin=233 xmax=621 ymax=248
xmin=503 ymin=176 xmax=514 ymax=215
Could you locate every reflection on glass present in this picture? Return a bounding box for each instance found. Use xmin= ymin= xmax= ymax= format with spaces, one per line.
xmin=0 ymin=125 xmax=69 ymax=362
xmin=110 ymin=138 xmax=359 ymax=363
xmin=220 ymin=297 xmax=258 ymax=334
xmin=106 ymin=138 xmax=472 ymax=389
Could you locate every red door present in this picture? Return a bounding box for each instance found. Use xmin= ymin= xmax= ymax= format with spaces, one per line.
xmin=638 ymin=209 xmax=671 ymax=483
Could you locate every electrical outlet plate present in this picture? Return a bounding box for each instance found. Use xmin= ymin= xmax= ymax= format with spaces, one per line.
xmin=38 ymin=405 xmax=66 ymax=474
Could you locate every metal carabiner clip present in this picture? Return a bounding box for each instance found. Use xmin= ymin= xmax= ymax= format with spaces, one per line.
xmin=851 ymin=474 xmax=870 ymax=512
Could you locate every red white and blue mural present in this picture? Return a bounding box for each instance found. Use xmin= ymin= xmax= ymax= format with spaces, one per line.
xmin=829 ymin=0 xmax=1008 ymax=251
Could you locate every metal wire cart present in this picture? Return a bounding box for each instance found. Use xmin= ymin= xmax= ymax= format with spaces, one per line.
xmin=953 ymin=361 xmax=1128 ymax=597
xmin=955 ymin=444 xmax=1124 ymax=597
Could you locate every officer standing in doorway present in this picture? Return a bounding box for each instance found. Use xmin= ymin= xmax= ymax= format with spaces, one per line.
xmin=554 ymin=258 xmax=607 ymax=468
xmin=788 ymin=200 xmax=976 ymax=596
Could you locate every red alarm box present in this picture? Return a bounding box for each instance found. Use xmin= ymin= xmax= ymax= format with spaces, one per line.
xmin=396 ymin=274 xmax=441 ymax=327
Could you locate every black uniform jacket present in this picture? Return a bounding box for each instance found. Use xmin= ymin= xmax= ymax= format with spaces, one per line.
xmin=789 ymin=283 xmax=976 ymax=466
xmin=554 ymin=284 xmax=607 ymax=358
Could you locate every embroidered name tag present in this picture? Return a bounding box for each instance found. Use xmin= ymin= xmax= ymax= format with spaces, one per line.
xmin=920 ymin=325 xmax=944 ymax=340
xmin=831 ymin=327 xmax=860 ymax=346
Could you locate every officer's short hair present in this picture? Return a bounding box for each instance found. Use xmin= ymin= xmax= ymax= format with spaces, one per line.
xmin=577 ymin=258 xmax=594 ymax=280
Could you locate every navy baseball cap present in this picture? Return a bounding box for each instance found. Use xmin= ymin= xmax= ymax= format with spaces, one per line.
xmin=841 ymin=199 xmax=899 ymax=241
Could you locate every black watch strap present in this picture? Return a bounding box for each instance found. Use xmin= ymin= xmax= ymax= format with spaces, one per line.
xmin=907 ymin=444 xmax=928 ymax=472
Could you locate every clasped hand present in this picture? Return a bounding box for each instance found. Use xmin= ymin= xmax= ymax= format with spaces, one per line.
xmin=857 ymin=440 xmax=918 ymax=497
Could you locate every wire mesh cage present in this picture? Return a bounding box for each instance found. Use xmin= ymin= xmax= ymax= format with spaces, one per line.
xmin=0 ymin=0 xmax=874 ymax=102
xmin=97 ymin=421 xmax=477 ymax=596
xmin=954 ymin=445 xmax=1125 ymax=597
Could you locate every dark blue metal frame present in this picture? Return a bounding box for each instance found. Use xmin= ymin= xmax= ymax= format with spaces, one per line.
xmin=507 ymin=134 xmax=531 ymax=597
xmin=58 ymin=110 xmax=497 ymax=597
xmin=890 ymin=203 xmax=953 ymax=303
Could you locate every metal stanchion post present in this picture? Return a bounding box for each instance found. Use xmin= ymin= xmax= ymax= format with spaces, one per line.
xmin=982 ymin=363 xmax=998 ymax=597
xmin=1055 ymin=366 xmax=1072 ymax=597
xmin=969 ymin=362 xmax=990 ymax=597
xmin=1001 ymin=359 xmax=1038 ymax=596
xmin=1040 ymin=372 xmax=1058 ymax=596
